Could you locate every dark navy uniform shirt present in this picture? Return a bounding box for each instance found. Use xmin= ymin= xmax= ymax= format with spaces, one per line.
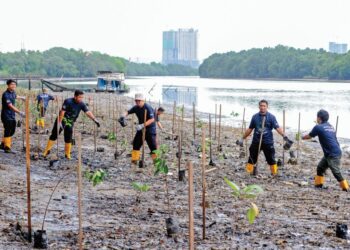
xmin=309 ymin=122 xmax=341 ymax=157
xmin=1 ymin=90 xmax=16 ymax=120
xmin=37 ymin=93 xmax=54 ymax=109
xmin=128 ymin=103 xmax=156 ymax=134
xmin=249 ymin=112 xmax=279 ymax=144
xmin=62 ymin=98 xmax=89 ymax=122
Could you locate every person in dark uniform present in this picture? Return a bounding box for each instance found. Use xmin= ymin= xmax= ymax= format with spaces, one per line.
xmin=43 ymin=90 xmax=100 ymax=159
xmin=302 ymin=109 xmax=348 ymax=191
xmin=119 ymin=93 xmax=157 ymax=165
xmin=155 ymin=107 xmax=165 ymax=131
xmin=0 ymin=79 xmax=26 ymax=153
xmin=238 ymin=100 xmax=292 ymax=175
xmin=36 ymin=88 xmax=55 ymax=128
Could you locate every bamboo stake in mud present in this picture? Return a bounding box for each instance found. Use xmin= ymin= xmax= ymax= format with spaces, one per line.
xmin=209 ymin=114 xmax=215 ymax=166
xmin=297 ymin=112 xmax=301 ymax=160
xmin=193 ymin=102 xmax=196 ymax=140
xmin=217 ymin=104 xmax=222 ymax=152
xmin=172 ymin=101 xmax=176 ymax=140
xmin=201 ymin=127 xmax=206 ymax=240
xmin=77 ymin=133 xmax=83 ymax=250
xmin=241 ymin=108 xmax=246 ymax=157
xmin=253 ymin=116 xmax=266 ymax=176
xmin=187 ymin=161 xmax=194 ymax=250
xmin=214 ymin=104 xmax=217 ymax=140
xmin=141 ymin=109 xmax=147 ymax=168
xmin=25 ymin=97 xmax=32 ymax=242
xmin=56 ymin=98 xmax=60 ymax=158
xmin=282 ymin=110 xmax=285 ymax=167
xmin=335 ymin=115 xmax=339 ymax=136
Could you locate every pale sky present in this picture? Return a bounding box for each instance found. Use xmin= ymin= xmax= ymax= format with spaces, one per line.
xmin=1 ymin=0 xmax=349 ymax=63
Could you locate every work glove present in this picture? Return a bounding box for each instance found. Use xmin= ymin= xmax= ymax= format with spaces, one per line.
xmin=19 ymin=111 xmax=25 ymax=118
xmin=94 ymin=119 xmax=101 ymax=128
xmin=118 ymin=116 xmax=127 ymax=127
xmin=236 ymin=138 xmax=244 ymax=147
xmin=283 ymin=136 xmax=294 ymax=150
xmin=136 ymin=124 xmax=145 ymax=131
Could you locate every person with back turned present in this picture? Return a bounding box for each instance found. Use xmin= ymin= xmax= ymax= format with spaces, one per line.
xmin=0 ymin=79 xmax=26 ymax=153
xmin=118 ymin=93 xmax=157 ymax=167
xmin=36 ymin=88 xmax=55 ymax=128
xmin=43 ymin=90 xmax=100 ymax=159
xmin=237 ymin=100 xmax=293 ymax=176
xmin=302 ymin=109 xmax=349 ymax=191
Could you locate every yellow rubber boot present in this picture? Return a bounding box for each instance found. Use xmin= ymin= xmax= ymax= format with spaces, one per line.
xmin=339 ymin=180 xmax=349 ymax=191
xmin=41 ymin=119 xmax=45 ymax=128
xmin=43 ymin=140 xmax=56 ymax=157
xmin=246 ymin=163 xmax=254 ymax=174
xmin=314 ymin=175 xmax=325 ymax=188
xmin=65 ymin=143 xmax=72 ymax=159
xmin=4 ymin=137 xmax=11 ymax=150
xmin=131 ymin=150 xmax=140 ymax=164
xmin=270 ymin=164 xmax=278 ymax=175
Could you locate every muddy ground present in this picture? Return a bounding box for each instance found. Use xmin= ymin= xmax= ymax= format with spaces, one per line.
xmin=1 ymin=91 xmax=350 ymax=249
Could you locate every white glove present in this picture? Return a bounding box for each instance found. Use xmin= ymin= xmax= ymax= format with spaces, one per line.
xmin=136 ymin=124 xmax=145 ymax=131
xmin=19 ymin=111 xmax=25 ymax=118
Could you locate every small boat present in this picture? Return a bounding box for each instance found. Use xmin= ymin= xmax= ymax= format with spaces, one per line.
xmin=96 ymin=71 xmax=129 ymax=93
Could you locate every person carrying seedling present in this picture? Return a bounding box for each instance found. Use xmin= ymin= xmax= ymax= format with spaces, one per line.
xmin=36 ymin=88 xmax=55 ymax=128
xmin=43 ymin=90 xmax=100 ymax=159
xmin=302 ymin=109 xmax=349 ymax=191
xmin=0 ymin=79 xmax=26 ymax=153
xmin=237 ymin=99 xmax=293 ymax=176
xmin=118 ymin=93 xmax=157 ymax=166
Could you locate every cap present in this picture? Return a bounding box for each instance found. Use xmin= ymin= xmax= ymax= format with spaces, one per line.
xmin=135 ymin=93 xmax=145 ymax=101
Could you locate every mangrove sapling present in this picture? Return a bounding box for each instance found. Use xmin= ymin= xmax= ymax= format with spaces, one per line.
xmin=84 ymin=169 xmax=107 ymax=187
xmin=223 ymin=177 xmax=263 ymax=225
xmin=153 ymin=144 xmax=179 ymax=237
xmin=131 ymin=182 xmax=150 ymax=203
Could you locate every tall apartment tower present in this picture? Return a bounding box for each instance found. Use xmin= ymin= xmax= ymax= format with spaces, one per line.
xmin=329 ymin=42 xmax=348 ymax=54
xmin=162 ymin=29 xmax=199 ymax=68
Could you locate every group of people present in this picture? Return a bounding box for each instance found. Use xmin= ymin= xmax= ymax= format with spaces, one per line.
xmin=1 ymin=79 xmax=348 ymax=191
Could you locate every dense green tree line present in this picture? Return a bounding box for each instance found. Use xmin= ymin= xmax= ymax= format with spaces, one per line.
xmin=199 ymin=45 xmax=350 ymax=80
xmin=0 ymin=47 xmax=197 ymax=77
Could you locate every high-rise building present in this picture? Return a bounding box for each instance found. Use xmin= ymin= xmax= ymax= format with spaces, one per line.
xmin=329 ymin=42 xmax=348 ymax=54
xmin=162 ymin=29 xmax=199 ymax=68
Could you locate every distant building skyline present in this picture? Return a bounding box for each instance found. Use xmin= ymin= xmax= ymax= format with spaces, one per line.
xmin=162 ymin=29 xmax=199 ymax=68
xmin=329 ymin=42 xmax=348 ymax=54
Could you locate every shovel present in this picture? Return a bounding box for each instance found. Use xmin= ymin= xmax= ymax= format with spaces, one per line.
xmin=253 ymin=116 xmax=266 ymax=176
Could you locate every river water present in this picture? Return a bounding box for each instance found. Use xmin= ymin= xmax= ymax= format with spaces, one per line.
xmin=67 ymin=76 xmax=350 ymax=139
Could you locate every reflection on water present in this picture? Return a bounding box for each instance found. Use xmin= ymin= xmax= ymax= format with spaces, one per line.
xmin=162 ymin=86 xmax=197 ymax=106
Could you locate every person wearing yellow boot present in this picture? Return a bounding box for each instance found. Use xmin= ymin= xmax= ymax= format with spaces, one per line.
xmin=0 ymin=79 xmax=25 ymax=153
xmin=36 ymin=88 xmax=55 ymax=129
xmin=237 ymin=100 xmax=292 ymax=176
xmin=302 ymin=109 xmax=349 ymax=191
xmin=43 ymin=90 xmax=100 ymax=159
xmin=119 ymin=93 xmax=157 ymax=167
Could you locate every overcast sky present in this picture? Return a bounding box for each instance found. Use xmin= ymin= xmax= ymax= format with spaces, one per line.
xmin=1 ymin=0 xmax=349 ymax=62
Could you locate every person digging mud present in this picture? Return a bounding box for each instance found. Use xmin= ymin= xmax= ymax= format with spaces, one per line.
xmin=43 ymin=90 xmax=100 ymax=160
xmin=119 ymin=93 xmax=157 ymax=166
xmin=36 ymin=88 xmax=55 ymax=128
xmin=0 ymin=79 xmax=26 ymax=153
xmin=237 ymin=99 xmax=293 ymax=176
xmin=302 ymin=109 xmax=349 ymax=191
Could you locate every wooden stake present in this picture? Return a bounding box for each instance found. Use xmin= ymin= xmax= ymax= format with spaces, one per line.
xmin=25 ymin=97 xmax=32 ymax=242
xmin=297 ymin=112 xmax=301 ymax=160
xmin=193 ymin=102 xmax=196 ymax=140
xmin=77 ymin=133 xmax=83 ymax=250
xmin=209 ymin=114 xmax=213 ymax=164
xmin=217 ymin=104 xmax=222 ymax=152
xmin=141 ymin=109 xmax=147 ymax=167
xmin=187 ymin=161 xmax=194 ymax=250
xmin=201 ymin=127 xmax=206 ymax=240
xmin=335 ymin=115 xmax=339 ymax=136
xmin=214 ymin=104 xmax=217 ymax=140
xmin=282 ymin=110 xmax=285 ymax=166
xmin=172 ymin=101 xmax=176 ymax=140
xmin=241 ymin=108 xmax=246 ymax=157
xmin=56 ymin=98 xmax=60 ymax=157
